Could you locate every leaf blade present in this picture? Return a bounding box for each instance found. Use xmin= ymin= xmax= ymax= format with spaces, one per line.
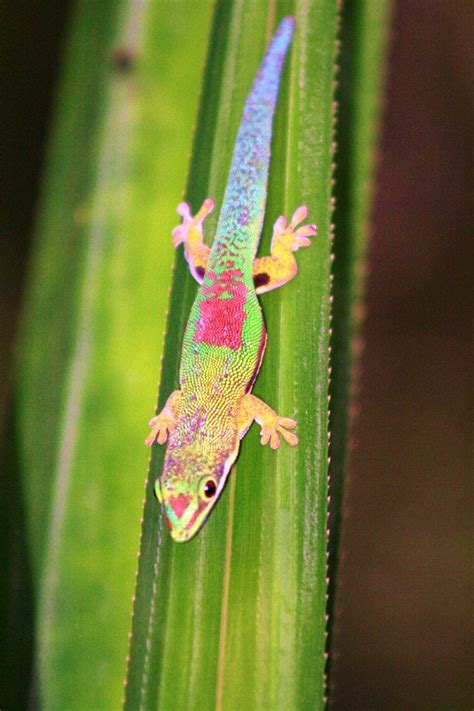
xmin=125 ymin=1 xmax=339 ymax=709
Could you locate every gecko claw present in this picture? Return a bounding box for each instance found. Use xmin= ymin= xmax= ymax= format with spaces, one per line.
xmin=295 ymin=225 xmax=317 ymax=237
xmin=176 ymin=202 xmax=192 ymax=219
xmin=172 ymin=204 xmax=191 ymax=246
xmin=195 ymin=198 xmax=215 ymax=223
xmin=290 ymin=205 xmax=308 ymax=227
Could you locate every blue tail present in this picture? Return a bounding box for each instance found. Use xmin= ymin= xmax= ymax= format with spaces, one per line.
xmin=211 ymin=17 xmax=295 ymax=263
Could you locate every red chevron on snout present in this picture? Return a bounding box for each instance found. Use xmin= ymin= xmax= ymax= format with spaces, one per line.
xmin=168 ymin=494 xmax=191 ymax=519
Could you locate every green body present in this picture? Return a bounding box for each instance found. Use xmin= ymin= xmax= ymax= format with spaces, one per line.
xmin=151 ymin=18 xmax=298 ymax=540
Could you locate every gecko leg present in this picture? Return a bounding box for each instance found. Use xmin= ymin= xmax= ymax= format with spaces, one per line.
xmin=172 ymin=199 xmax=215 ymax=283
xmin=252 ymin=206 xmax=317 ymax=294
xmin=145 ymin=390 xmax=182 ymax=446
xmin=237 ymin=393 xmax=298 ymax=449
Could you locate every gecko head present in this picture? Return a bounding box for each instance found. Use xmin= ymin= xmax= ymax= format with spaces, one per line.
xmin=154 ymin=446 xmax=239 ymax=542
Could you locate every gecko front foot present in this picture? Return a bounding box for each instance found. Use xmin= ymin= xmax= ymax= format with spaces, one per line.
xmin=145 ymin=414 xmax=175 ymax=447
xmin=252 ymin=206 xmax=317 ymax=294
xmin=273 ymin=205 xmax=317 ymax=252
xmin=172 ymin=199 xmax=214 ymax=247
xmin=145 ymin=390 xmax=182 ymax=446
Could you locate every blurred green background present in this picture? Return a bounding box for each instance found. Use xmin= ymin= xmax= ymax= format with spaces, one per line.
xmin=0 ymin=1 xmax=471 ymax=710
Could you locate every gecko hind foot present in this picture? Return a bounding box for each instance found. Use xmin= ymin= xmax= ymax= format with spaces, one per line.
xmin=237 ymin=394 xmax=299 ymax=449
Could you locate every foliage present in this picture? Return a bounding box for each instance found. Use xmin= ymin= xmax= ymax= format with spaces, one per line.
xmin=8 ymin=0 xmax=390 ymax=708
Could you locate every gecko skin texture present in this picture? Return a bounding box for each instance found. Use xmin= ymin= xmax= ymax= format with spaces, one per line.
xmin=146 ymin=16 xmax=317 ymax=542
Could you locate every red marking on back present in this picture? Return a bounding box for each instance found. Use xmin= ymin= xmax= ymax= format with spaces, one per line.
xmin=168 ymin=493 xmax=191 ymax=519
xmin=194 ymin=269 xmax=247 ymax=350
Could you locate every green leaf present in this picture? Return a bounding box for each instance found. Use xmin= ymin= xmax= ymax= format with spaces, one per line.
xmin=125 ymin=1 xmax=339 ymax=709
xmin=14 ymin=0 xmax=392 ymax=705
xmin=16 ymin=0 xmax=213 ymax=708
xmin=17 ymin=0 xmax=126 ymax=575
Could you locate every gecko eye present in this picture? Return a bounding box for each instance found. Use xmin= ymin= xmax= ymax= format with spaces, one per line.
xmin=199 ymin=477 xmax=217 ymax=500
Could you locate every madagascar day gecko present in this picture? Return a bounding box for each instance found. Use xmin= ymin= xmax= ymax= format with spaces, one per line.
xmin=146 ymin=17 xmax=316 ymax=541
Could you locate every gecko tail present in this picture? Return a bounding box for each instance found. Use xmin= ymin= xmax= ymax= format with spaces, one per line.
xmin=245 ymin=17 xmax=295 ymax=113
xmin=214 ymin=17 xmax=296 ymax=257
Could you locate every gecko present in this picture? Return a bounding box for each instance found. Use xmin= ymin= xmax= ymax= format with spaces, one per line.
xmin=146 ymin=16 xmax=316 ymax=542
